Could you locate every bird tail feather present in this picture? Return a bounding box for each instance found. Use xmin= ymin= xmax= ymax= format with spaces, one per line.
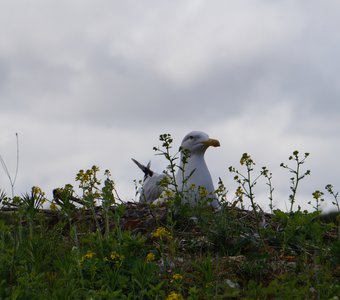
xmin=131 ymin=158 xmax=154 ymax=179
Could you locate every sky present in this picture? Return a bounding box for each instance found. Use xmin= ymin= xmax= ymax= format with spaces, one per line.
xmin=0 ymin=0 xmax=339 ymax=212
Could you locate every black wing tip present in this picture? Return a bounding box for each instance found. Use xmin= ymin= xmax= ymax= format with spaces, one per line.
xmin=131 ymin=158 xmax=153 ymax=177
xmin=131 ymin=158 xmax=139 ymax=165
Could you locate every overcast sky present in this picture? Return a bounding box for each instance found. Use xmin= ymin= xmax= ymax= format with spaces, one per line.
xmin=1 ymin=1 xmax=339 ymax=212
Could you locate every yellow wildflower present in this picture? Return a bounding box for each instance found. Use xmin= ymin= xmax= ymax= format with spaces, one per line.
xmin=81 ymin=250 xmax=96 ymax=262
xmin=163 ymin=190 xmax=175 ymax=198
xmin=146 ymin=252 xmax=156 ymax=263
xmin=152 ymin=227 xmax=173 ymax=239
xmin=104 ymin=251 xmax=125 ymax=266
xmin=108 ymin=251 xmax=125 ymax=263
xmin=32 ymin=186 xmax=42 ymax=195
xmin=240 ymin=152 xmax=253 ymax=166
xmin=75 ymin=170 xmax=85 ymax=183
xmin=235 ymin=186 xmax=243 ymax=198
xmin=50 ymin=202 xmax=58 ymax=211
xmin=166 ymin=291 xmax=183 ymax=300
xmin=198 ymin=186 xmax=209 ymax=198
xmin=172 ymin=273 xmax=183 ymax=281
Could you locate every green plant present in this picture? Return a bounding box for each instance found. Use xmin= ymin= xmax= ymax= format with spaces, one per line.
xmin=76 ymin=166 xmax=103 ymax=233
xmin=0 ymin=189 xmax=7 ymax=205
xmin=215 ymin=177 xmax=228 ymax=205
xmin=262 ymin=168 xmax=275 ymax=213
xmin=153 ymin=134 xmax=191 ymax=208
xmin=13 ymin=186 xmax=47 ymax=242
xmin=101 ymin=169 xmax=116 ymax=237
xmin=280 ymin=151 xmax=311 ymax=213
xmin=310 ymin=190 xmax=325 ymax=212
xmin=325 ymin=184 xmax=340 ymax=212
xmin=229 ymin=153 xmax=269 ymax=214
xmin=153 ymin=134 xmax=179 ymax=193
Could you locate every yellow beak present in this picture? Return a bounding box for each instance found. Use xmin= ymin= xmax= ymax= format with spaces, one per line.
xmin=203 ymin=138 xmax=220 ymax=147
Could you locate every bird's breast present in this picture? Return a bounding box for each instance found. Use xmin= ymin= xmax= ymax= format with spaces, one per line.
xmin=177 ymin=157 xmax=214 ymax=192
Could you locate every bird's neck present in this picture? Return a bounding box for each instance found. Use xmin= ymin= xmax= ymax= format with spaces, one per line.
xmin=176 ymin=151 xmax=214 ymax=194
xmin=179 ymin=152 xmax=206 ymax=171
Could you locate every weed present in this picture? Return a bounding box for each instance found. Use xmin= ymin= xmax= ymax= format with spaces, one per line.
xmin=229 ymin=153 xmax=269 ymax=216
xmin=280 ymin=150 xmax=311 ymax=213
xmin=325 ymin=184 xmax=340 ymax=212
xmin=310 ymin=190 xmax=325 ymax=212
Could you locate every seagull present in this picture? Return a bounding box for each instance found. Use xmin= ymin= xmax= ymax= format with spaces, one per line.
xmin=132 ymin=131 xmax=220 ymax=208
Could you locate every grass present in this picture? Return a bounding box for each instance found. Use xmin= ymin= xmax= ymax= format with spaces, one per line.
xmin=0 ymin=134 xmax=339 ymax=299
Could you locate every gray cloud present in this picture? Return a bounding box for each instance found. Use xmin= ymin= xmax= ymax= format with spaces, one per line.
xmin=1 ymin=1 xmax=340 ymax=211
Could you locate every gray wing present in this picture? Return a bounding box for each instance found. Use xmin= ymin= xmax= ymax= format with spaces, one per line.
xmin=140 ymin=172 xmax=167 ymax=203
xmin=132 ymin=158 xmax=166 ymax=203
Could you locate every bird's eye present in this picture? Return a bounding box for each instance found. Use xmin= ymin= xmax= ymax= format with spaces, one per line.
xmin=189 ymin=135 xmax=194 ymax=140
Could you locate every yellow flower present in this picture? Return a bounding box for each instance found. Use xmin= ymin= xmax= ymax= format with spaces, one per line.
xmin=32 ymin=186 xmax=45 ymax=197
xmin=198 ymin=186 xmax=209 ymax=198
xmin=81 ymin=250 xmax=96 ymax=262
xmin=146 ymin=252 xmax=156 ymax=263
xmin=109 ymin=251 xmax=125 ymax=262
xmin=240 ymin=152 xmax=253 ymax=166
xmin=163 ymin=190 xmax=175 ymax=198
xmin=152 ymin=227 xmax=173 ymax=239
xmin=50 ymin=202 xmax=58 ymax=211
xmin=32 ymin=186 xmax=41 ymax=194
xmin=75 ymin=170 xmax=85 ymax=182
xmin=235 ymin=186 xmax=243 ymax=198
xmin=166 ymin=291 xmax=183 ymax=300
xmin=172 ymin=273 xmax=183 ymax=281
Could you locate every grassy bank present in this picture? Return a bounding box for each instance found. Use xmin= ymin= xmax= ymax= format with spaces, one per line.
xmin=0 ymin=137 xmax=339 ymax=299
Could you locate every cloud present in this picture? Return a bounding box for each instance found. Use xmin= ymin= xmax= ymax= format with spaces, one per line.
xmin=1 ymin=1 xmax=340 ymax=212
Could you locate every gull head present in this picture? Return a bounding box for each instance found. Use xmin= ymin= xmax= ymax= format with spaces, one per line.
xmin=180 ymin=131 xmax=220 ymax=155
